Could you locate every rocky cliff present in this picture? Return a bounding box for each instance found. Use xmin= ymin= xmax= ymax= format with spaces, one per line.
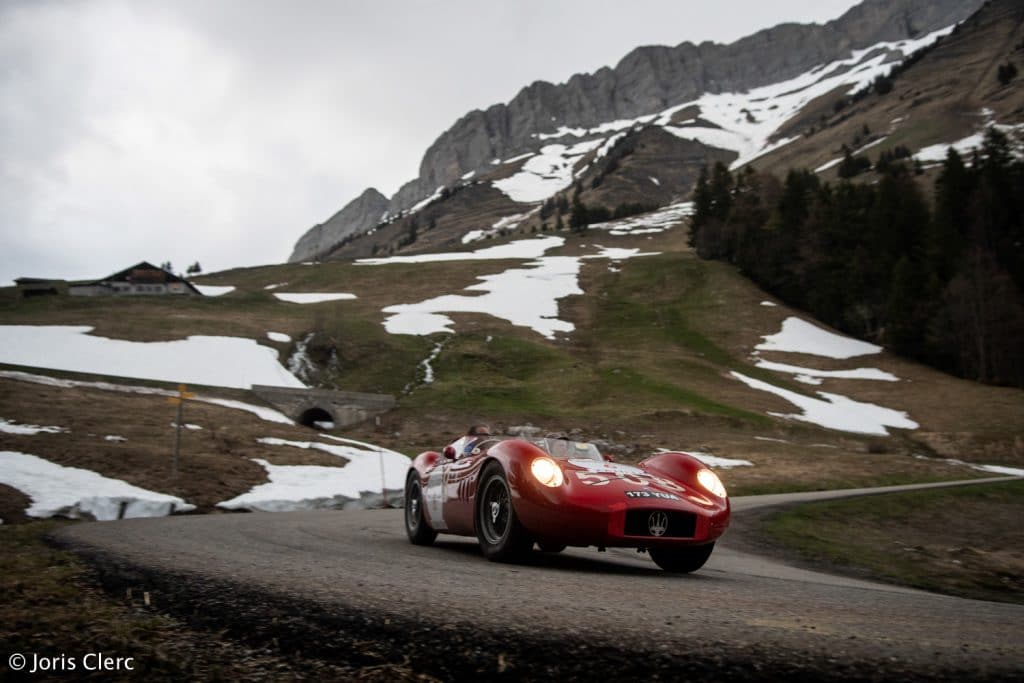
xmin=289 ymin=188 xmax=389 ymax=263
xmin=289 ymin=0 xmax=984 ymax=262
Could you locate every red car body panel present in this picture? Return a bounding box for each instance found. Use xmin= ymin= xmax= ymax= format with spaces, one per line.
xmin=409 ymin=437 xmax=730 ymax=549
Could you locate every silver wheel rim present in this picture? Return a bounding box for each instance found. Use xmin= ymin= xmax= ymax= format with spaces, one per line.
xmin=480 ymin=476 xmax=511 ymax=545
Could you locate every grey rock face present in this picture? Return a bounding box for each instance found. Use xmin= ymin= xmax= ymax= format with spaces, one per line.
xmin=289 ymin=0 xmax=983 ymax=261
xmin=288 ymin=188 xmax=389 ymax=263
xmin=413 ymin=0 xmax=982 ymax=195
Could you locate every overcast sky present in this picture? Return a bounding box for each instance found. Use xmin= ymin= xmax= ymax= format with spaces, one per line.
xmin=0 ymin=0 xmax=861 ymax=285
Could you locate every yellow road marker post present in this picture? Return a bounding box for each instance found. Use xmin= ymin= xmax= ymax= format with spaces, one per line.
xmin=166 ymin=384 xmax=195 ymax=477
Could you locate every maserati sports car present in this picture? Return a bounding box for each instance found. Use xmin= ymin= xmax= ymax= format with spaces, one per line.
xmin=403 ymin=434 xmax=730 ymax=572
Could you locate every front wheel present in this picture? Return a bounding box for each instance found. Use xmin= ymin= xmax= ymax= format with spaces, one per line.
xmin=649 ymin=543 xmax=715 ymax=573
xmin=476 ymin=463 xmax=532 ymax=561
xmin=405 ymin=473 xmax=437 ymax=545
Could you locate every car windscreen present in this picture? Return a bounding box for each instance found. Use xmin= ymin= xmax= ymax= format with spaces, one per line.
xmin=527 ymin=437 xmax=603 ymax=461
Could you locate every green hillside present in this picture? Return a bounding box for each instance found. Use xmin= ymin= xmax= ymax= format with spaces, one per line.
xmin=3 ymin=216 xmax=1021 ymax=497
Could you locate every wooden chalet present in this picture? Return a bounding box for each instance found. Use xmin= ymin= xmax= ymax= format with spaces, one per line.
xmin=68 ymin=261 xmax=202 ymax=297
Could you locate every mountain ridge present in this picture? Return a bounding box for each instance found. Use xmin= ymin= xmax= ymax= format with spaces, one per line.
xmin=289 ymin=0 xmax=984 ymax=263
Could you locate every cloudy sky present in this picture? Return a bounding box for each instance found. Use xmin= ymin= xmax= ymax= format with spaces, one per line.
xmin=0 ymin=0 xmax=861 ymax=285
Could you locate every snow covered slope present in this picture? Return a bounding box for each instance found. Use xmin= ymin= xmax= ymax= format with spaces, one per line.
xmin=486 ymin=26 xmax=955 ymax=206
xmin=292 ymin=0 xmax=985 ymax=261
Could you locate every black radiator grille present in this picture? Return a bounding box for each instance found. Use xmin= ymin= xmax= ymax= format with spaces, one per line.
xmin=624 ymin=509 xmax=697 ymax=538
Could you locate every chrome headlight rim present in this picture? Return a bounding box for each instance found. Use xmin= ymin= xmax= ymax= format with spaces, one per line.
xmin=530 ymin=456 xmax=564 ymax=487
xmin=696 ymin=468 xmax=727 ymax=498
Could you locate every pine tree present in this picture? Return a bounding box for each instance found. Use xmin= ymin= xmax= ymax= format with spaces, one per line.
xmin=570 ymin=196 xmax=589 ymax=231
xmin=688 ymin=165 xmax=712 ymax=248
xmin=930 ymin=148 xmax=971 ymax=280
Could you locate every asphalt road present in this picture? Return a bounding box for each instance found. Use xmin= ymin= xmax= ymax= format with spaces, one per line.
xmin=56 ymin=477 xmax=1023 ymax=680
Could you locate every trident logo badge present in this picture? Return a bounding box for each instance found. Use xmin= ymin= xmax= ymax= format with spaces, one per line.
xmin=648 ymin=511 xmax=669 ymax=537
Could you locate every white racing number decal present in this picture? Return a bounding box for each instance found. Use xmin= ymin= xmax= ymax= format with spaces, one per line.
xmin=423 ymin=467 xmax=447 ymax=530
xmin=569 ymin=459 xmax=684 ymax=492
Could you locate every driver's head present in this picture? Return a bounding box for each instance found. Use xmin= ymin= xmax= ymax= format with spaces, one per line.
xmin=467 ymin=424 xmax=491 ymax=437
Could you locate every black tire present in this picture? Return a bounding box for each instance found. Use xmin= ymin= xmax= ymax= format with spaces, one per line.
xmin=404 ymin=473 xmax=437 ymax=545
xmin=649 ymin=543 xmax=715 ymax=573
xmin=537 ymin=542 xmax=567 ymax=553
xmin=476 ymin=463 xmax=533 ymax=561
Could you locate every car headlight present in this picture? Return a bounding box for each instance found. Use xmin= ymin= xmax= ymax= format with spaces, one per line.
xmin=530 ymin=457 xmax=564 ymax=487
xmin=697 ymin=468 xmax=727 ymax=498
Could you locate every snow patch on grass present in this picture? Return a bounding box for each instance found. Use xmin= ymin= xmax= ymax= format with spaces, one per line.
xmin=731 ymin=371 xmax=917 ymax=436
xmin=358 ymin=236 xmax=563 ymax=265
xmin=380 ymin=239 xmax=661 ymax=339
xmin=461 ymin=210 xmax=535 ymax=244
xmin=657 ymin=449 xmax=753 ymax=468
xmin=756 ymin=317 xmax=881 ymax=359
xmin=492 ymin=140 xmax=602 ymax=203
xmin=754 ymin=359 xmax=898 ymax=382
xmin=216 ymin=437 xmax=410 ymax=512
xmin=0 ymin=450 xmax=194 ymax=520
xmin=0 ymin=418 xmax=66 ymax=435
xmin=273 ymin=292 xmax=357 ymax=304
xmin=0 ymin=326 xmax=304 ymax=390
xmin=383 ymin=256 xmax=583 ymax=339
xmin=194 ymin=285 xmax=235 ymax=297
xmin=583 ymin=246 xmax=660 ymax=262
xmin=589 ymin=202 xmax=693 ymax=236
xmin=916 ymin=455 xmax=1024 ymax=478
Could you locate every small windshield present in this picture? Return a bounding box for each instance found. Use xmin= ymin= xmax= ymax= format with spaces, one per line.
xmin=450 ymin=435 xmax=604 ymax=460
xmin=527 ymin=437 xmax=603 ymax=461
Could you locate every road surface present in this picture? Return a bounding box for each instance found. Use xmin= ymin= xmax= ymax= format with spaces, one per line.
xmin=55 ymin=477 xmax=1023 ymax=680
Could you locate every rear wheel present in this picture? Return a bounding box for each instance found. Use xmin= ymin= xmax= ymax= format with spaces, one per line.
xmin=476 ymin=463 xmax=532 ymax=561
xmin=649 ymin=543 xmax=715 ymax=573
xmin=404 ymin=473 xmax=437 ymax=545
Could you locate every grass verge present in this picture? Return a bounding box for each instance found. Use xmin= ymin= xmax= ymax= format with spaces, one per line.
xmin=0 ymin=521 xmax=425 ymax=680
xmin=761 ymin=480 xmax=1024 ymax=604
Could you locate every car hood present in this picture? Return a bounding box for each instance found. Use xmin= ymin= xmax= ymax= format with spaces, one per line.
xmin=560 ymin=458 xmax=718 ymax=508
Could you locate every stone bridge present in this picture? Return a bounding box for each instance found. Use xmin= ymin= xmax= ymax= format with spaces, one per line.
xmin=251 ymin=385 xmax=395 ymax=429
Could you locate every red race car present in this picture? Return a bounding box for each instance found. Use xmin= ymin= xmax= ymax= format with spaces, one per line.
xmin=403 ymin=434 xmax=730 ymax=572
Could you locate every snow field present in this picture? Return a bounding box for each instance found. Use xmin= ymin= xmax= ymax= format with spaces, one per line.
xmin=492 ymin=25 xmax=955 ymax=204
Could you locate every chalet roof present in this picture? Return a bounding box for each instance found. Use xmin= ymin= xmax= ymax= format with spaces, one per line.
xmin=79 ymin=261 xmax=203 ymax=294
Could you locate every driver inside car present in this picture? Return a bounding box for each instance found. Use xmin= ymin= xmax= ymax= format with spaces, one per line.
xmin=460 ymin=424 xmax=492 ymax=458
